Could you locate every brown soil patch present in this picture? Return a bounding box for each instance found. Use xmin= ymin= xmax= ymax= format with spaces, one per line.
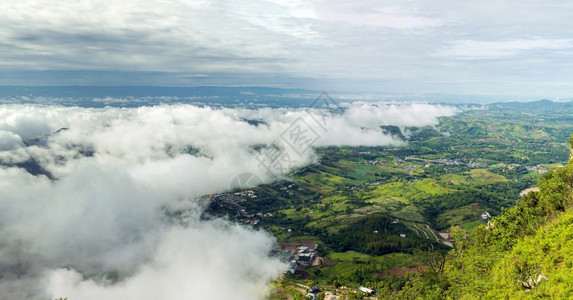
xmin=377 ymin=266 xmax=425 ymax=278
xmin=277 ymin=242 xmax=318 ymax=251
xmin=300 ymin=185 xmax=329 ymax=194
xmin=520 ymin=187 xmax=540 ymax=197
xmin=297 ymin=270 xmax=314 ymax=280
xmin=318 ymin=257 xmax=337 ymax=268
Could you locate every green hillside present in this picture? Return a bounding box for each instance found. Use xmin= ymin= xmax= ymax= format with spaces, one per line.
xmin=395 ymin=136 xmax=573 ymax=299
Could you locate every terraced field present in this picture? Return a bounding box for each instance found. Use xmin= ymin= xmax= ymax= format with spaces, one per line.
xmin=203 ymin=102 xmax=573 ymax=293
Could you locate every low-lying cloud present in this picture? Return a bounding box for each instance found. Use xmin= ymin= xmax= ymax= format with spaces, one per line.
xmin=0 ymin=102 xmax=459 ymax=299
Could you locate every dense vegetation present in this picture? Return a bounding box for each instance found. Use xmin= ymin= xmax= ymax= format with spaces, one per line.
xmin=415 ymin=181 xmax=531 ymax=230
xmin=395 ymin=137 xmax=573 ymax=299
xmin=202 ymin=102 xmax=573 ymax=299
xmin=324 ymin=214 xmax=444 ymax=255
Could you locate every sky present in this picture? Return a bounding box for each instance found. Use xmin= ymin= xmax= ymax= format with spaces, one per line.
xmin=1 ymin=0 xmax=573 ymax=98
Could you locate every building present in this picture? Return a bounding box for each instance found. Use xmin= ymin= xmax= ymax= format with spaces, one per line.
xmin=297 ymin=252 xmax=315 ymax=263
xmin=359 ymin=286 xmax=374 ymax=294
xmin=282 ymin=252 xmax=293 ymax=262
xmin=481 ymin=212 xmax=491 ymax=220
xmin=305 ymin=293 xmax=317 ymax=300
xmin=287 ymin=260 xmax=297 ymax=274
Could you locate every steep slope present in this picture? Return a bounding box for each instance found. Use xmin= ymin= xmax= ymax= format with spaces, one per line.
xmin=395 ymin=135 xmax=573 ymax=299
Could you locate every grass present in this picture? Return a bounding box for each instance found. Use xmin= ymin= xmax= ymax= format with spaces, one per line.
xmin=441 ymin=169 xmax=507 ymax=185
xmin=311 ymin=251 xmax=426 ymax=283
xmin=369 ymin=179 xmax=453 ymax=201
xmin=391 ymin=205 xmax=425 ymax=223
xmin=436 ymin=203 xmax=485 ymax=229
xmin=461 ymin=219 xmax=483 ymax=232
xmin=296 ymin=170 xmax=354 ymax=193
xmin=467 ymin=168 xmax=508 ymax=184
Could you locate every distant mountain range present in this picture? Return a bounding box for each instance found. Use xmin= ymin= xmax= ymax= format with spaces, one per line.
xmin=0 ymin=86 xmax=321 ymax=107
xmin=1 ymin=86 xmax=571 ymax=108
xmin=490 ymin=99 xmax=573 ymax=109
xmin=0 ymin=85 xmax=316 ymax=98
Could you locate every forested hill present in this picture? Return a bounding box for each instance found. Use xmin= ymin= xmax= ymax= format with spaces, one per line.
xmin=396 ymin=135 xmax=573 ymax=299
xmin=490 ymin=99 xmax=573 ymax=110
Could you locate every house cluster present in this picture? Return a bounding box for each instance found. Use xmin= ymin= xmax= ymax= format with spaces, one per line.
xmin=282 ymin=245 xmax=319 ymax=274
xmin=204 ymin=189 xmax=275 ymax=225
xmin=405 ymin=156 xmax=462 ymax=165
xmin=525 ymin=165 xmax=548 ymax=174
xmin=345 ymin=185 xmax=365 ymax=193
xmin=238 ymin=209 xmax=273 ymax=225
xmin=404 ymin=156 xmax=487 ymax=168
xmin=206 ymin=189 xmax=258 ymax=206
xmin=208 ymin=193 xmax=245 ymax=205
xmin=404 ymin=164 xmax=417 ymax=171
xmin=280 ymin=182 xmax=297 ymax=191
xmin=235 ymin=190 xmax=258 ymax=199
xmin=365 ymin=159 xmax=388 ymax=166
xmin=504 ymin=163 xmax=550 ymax=174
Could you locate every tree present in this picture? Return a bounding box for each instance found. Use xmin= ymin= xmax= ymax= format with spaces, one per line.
xmin=449 ymin=225 xmax=466 ymax=243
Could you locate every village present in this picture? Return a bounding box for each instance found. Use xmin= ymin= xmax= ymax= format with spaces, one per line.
xmin=279 ymin=243 xmax=320 ymax=274
xmin=365 ymin=156 xmax=488 ymax=169
xmin=196 ymin=142 xmax=552 ymax=299
xmin=203 ymin=190 xmax=274 ymax=225
xmin=277 ymin=242 xmax=378 ymax=300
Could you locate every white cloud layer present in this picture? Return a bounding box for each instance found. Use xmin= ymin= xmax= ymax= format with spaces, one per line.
xmin=435 ymin=38 xmax=573 ymax=59
xmin=46 ymin=224 xmax=284 ymax=300
xmin=0 ymin=102 xmax=458 ymax=299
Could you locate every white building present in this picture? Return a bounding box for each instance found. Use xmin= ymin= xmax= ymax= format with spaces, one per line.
xmin=481 ymin=212 xmax=492 ymax=220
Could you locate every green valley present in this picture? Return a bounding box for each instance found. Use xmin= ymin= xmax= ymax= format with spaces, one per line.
xmin=202 ymin=101 xmax=573 ymax=299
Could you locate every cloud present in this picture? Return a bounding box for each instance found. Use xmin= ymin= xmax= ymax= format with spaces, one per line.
xmin=343 ymin=102 xmax=460 ymax=128
xmin=436 ymin=38 xmax=573 ymax=59
xmin=0 ymin=0 xmax=317 ymax=73
xmin=0 ymin=102 xmax=458 ymax=299
xmin=45 ymin=223 xmax=283 ymax=300
xmin=314 ymin=1 xmax=445 ymax=30
xmin=2 ymin=1 xmax=573 ymax=97
xmin=0 ymin=131 xmax=24 ymax=151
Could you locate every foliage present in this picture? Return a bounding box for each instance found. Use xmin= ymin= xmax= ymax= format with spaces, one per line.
xmin=399 ymin=137 xmax=573 ymax=298
xmin=323 ymin=213 xmax=440 ymax=255
xmin=201 ymin=106 xmax=573 ymax=298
